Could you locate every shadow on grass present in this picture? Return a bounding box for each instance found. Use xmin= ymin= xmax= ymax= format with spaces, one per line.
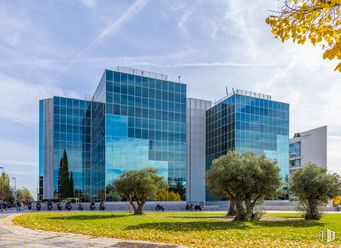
xmin=126 ymin=221 xmax=250 ymax=232
xmin=126 ymin=219 xmax=325 ymax=232
xmin=253 ymin=219 xmax=325 ymax=228
xmin=46 ymin=214 xmax=128 ymax=221
xmin=168 ymin=216 xmax=234 ymax=220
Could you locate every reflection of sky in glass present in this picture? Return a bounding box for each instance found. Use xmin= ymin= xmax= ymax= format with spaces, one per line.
xmin=105 ymin=114 xmax=168 ymax=185
xmin=104 ymin=70 xmax=187 ymax=189
xmin=52 ymin=96 xmax=92 ymax=195
xmin=41 ymin=69 xmax=186 ymax=200
xmin=206 ymin=94 xmax=289 ymax=193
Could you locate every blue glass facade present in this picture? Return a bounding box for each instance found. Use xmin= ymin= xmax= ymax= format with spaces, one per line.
xmin=40 ymin=68 xmax=290 ymax=202
xmin=289 ymin=141 xmax=302 ymax=170
xmin=289 ymin=142 xmax=301 ymax=157
xmin=52 ymin=97 xmax=92 ymax=199
xmin=39 ymin=69 xmax=187 ymax=200
xmin=104 ymin=70 xmax=187 ymax=193
xmin=206 ymin=93 xmax=289 ymax=200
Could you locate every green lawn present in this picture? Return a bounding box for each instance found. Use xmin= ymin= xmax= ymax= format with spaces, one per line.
xmin=13 ymin=212 xmax=341 ymax=247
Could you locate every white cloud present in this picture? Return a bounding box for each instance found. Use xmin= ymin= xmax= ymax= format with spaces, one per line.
xmin=0 ymin=139 xmax=37 ymax=168
xmin=0 ymin=5 xmax=31 ymax=47
xmin=0 ymin=73 xmax=80 ymax=127
xmin=79 ymin=0 xmax=97 ymax=8
xmin=0 ymin=0 xmax=340 ymax=196
xmin=60 ymin=0 xmax=150 ymax=74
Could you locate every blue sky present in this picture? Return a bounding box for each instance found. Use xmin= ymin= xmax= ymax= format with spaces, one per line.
xmin=0 ymin=0 xmax=340 ymax=197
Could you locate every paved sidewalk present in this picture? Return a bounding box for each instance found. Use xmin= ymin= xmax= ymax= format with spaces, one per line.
xmin=0 ymin=214 xmax=182 ymax=248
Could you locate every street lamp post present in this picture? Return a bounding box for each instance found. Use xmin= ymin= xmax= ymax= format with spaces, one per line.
xmin=12 ymin=177 xmax=16 ymax=192
xmin=12 ymin=177 xmax=17 ymax=203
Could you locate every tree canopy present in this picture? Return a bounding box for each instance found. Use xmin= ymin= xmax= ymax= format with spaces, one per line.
xmin=206 ymin=151 xmax=281 ymax=221
xmin=0 ymin=171 xmax=14 ymax=202
xmin=289 ymin=163 xmax=341 ymax=220
xmin=266 ymin=0 xmax=341 ymax=72
xmin=16 ymin=187 xmax=34 ymax=202
xmin=113 ymin=167 xmax=167 ymax=214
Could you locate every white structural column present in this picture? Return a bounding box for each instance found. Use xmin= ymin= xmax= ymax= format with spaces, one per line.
xmin=43 ymin=98 xmax=54 ymax=199
xmin=186 ymin=98 xmax=211 ymax=203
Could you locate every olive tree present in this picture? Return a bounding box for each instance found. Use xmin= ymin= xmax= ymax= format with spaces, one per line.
xmin=206 ymin=151 xmax=281 ymax=221
xmin=113 ymin=168 xmax=167 ymax=215
xmin=289 ymin=164 xmax=341 ymax=220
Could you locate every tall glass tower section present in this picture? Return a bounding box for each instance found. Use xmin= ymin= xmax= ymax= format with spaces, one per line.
xmin=39 ymin=97 xmax=92 ymax=200
xmin=103 ymin=69 xmax=187 ymax=196
xmin=206 ymin=90 xmax=289 ymax=200
xmin=39 ymin=67 xmax=187 ymax=201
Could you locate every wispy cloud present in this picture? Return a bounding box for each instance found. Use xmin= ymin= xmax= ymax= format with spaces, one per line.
xmin=0 ymin=159 xmax=36 ymax=167
xmin=79 ymin=0 xmax=97 ymax=8
xmin=0 ymin=0 xmax=340 ymax=196
xmin=0 ymin=72 xmax=80 ymax=127
xmin=60 ymin=0 xmax=150 ymax=74
xmin=128 ymin=61 xmax=284 ymax=68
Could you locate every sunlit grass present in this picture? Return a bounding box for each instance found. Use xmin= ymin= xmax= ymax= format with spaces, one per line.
xmin=13 ymin=212 xmax=341 ymax=247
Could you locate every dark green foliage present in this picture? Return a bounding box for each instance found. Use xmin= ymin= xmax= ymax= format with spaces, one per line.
xmin=206 ymin=151 xmax=281 ymax=221
xmin=69 ymin=172 xmax=74 ymax=197
xmin=106 ymin=192 xmax=122 ymax=201
xmin=114 ymin=168 xmax=167 ymax=214
xmin=289 ymin=164 xmax=341 ymax=220
xmin=58 ymin=150 xmax=74 ymax=199
xmin=105 ymin=182 xmax=122 ymax=201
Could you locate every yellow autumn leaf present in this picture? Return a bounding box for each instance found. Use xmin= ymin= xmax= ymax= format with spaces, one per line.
xmin=266 ymin=0 xmax=341 ymax=72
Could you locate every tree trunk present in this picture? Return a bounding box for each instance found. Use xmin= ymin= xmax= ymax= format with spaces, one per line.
xmin=244 ymin=199 xmax=253 ymax=221
xmin=305 ymin=200 xmax=321 ymax=220
xmin=129 ymin=200 xmax=138 ymax=214
xmin=135 ymin=200 xmax=145 ymax=215
xmin=234 ymin=200 xmax=248 ymax=221
xmin=227 ymin=199 xmax=236 ymax=216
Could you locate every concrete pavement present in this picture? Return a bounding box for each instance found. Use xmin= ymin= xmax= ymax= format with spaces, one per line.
xmin=0 ymin=213 xmax=181 ymax=248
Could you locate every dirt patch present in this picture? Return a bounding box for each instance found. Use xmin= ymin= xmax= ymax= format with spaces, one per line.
xmin=260 ymin=216 xmax=302 ymax=221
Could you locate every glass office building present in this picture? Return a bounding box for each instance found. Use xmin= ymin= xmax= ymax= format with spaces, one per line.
xmin=206 ymin=90 xmax=289 ymax=200
xmin=39 ymin=97 xmax=92 ymax=200
xmin=40 ymin=68 xmax=290 ymax=202
xmin=39 ymin=67 xmax=187 ymax=200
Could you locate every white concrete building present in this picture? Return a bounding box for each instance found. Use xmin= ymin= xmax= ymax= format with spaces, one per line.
xmin=289 ymin=126 xmax=327 ymax=173
xmin=186 ymin=98 xmax=212 ymax=203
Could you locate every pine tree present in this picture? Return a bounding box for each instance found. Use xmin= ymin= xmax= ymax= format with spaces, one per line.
xmin=59 ymin=149 xmax=70 ymax=199
xmin=69 ymin=171 xmax=74 ymax=197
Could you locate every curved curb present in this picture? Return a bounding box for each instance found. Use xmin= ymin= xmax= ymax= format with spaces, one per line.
xmin=0 ymin=213 xmax=185 ymax=248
